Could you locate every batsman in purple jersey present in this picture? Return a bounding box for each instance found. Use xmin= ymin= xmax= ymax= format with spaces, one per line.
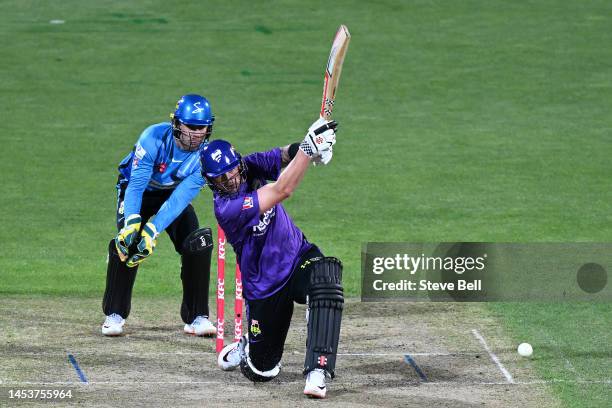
xmin=201 ymin=118 xmax=343 ymax=399
xmin=214 ymin=148 xmax=315 ymax=300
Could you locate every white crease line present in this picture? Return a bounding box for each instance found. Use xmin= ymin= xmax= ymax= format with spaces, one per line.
xmin=471 ymin=329 xmax=514 ymax=384
xmin=1 ymin=379 xmax=609 ymax=386
xmin=3 ymin=351 xmax=466 ymax=357
xmin=340 ymin=352 xmax=457 ymax=357
xmin=541 ymin=332 xmax=584 ymax=382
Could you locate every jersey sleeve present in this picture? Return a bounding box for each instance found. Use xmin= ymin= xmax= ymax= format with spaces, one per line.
xmin=123 ymin=126 xmax=160 ymax=221
xmin=215 ymin=192 xmax=261 ymax=238
xmin=243 ymin=148 xmax=282 ymax=181
xmin=151 ymin=171 xmax=206 ymax=233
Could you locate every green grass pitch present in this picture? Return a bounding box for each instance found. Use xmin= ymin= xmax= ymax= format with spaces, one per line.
xmin=1 ymin=1 xmax=610 ymax=406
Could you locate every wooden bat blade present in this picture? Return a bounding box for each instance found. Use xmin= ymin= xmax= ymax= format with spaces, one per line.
xmin=320 ymin=25 xmax=351 ymax=120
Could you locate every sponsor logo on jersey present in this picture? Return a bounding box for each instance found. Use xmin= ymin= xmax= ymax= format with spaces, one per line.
xmin=250 ymin=320 xmax=261 ymax=337
xmin=253 ymin=207 xmax=275 ymax=236
xmin=135 ymin=143 xmax=146 ymax=159
xmin=242 ymin=196 xmax=253 ymax=210
xmin=211 ymin=149 xmax=222 ymax=162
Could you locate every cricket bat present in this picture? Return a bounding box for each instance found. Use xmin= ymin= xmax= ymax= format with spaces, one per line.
xmin=320 ymin=25 xmax=351 ymax=120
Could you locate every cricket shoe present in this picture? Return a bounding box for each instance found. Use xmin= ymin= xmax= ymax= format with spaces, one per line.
xmin=184 ymin=316 xmax=217 ymax=337
xmin=218 ymin=336 xmax=247 ymax=371
xmin=304 ymin=368 xmax=327 ymax=399
xmin=101 ymin=313 xmax=125 ymax=336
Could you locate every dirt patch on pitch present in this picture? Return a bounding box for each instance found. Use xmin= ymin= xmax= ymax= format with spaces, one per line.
xmin=0 ymin=297 xmax=560 ymax=407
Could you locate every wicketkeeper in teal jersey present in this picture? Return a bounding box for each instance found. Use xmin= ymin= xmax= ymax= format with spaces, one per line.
xmin=101 ymin=94 xmax=216 ymax=337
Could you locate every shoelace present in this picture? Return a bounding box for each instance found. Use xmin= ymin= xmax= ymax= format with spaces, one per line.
xmin=192 ymin=316 xmax=209 ymax=326
xmin=106 ymin=313 xmax=122 ymax=324
xmin=227 ymin=345 xmax=242 ymax=363
xmin=308 ymin=369 xmax=326 ymax=386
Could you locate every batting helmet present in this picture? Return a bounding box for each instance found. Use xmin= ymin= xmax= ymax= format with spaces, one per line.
xmin=200 ymin=140 xmax=247 ymax=194
xmin=171 ymin=94 xmax=214 ymax=151
xmin=172 ymin=94 xmax=214 ymax=126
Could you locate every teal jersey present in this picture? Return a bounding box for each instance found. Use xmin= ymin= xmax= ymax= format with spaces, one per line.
xmin=117 ymin=122 xmax=206 ymax=232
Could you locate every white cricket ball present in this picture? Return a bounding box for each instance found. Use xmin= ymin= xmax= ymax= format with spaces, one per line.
xmin=517 ymin=342 xmax=533 ymax=357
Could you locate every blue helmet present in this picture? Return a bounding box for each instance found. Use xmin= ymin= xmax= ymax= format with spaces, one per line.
xmin=200 ymin=139 xmax=247 ymax=194
xmin=172 ymin=94 xmax=214 ymax=126
xmin=171 ymin=94 xmax=214 ymax=151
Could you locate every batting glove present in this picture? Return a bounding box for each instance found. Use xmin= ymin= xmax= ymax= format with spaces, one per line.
xmin=312 ymin=147 xmax=333 ymax=166
xmin=126 ymin=222 xmax=158 ymax=268
xmin=115 ymin=214 xmax=141 ymax=262
xmin=299 ymin=118 xmax=337 ymax=159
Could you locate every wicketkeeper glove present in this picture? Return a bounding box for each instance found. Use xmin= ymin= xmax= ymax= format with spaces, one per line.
xmin=115 ymin=214 xmax=141 ymax=262
xmin=299 ymin=118 xmax=337 ymax=159
xmin=126 ymin=222 xmax=158 ymax=268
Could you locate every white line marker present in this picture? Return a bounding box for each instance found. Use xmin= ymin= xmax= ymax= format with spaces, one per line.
xmin=1 ymin=379 xmax=609 ymax=386
xmin=339 ymin=352 xmax=456 ymax=357
xmin=542 ymin=332 xmax=584 ymax=381
xmin=9 ymin=351 xmax=466 ymax=357
xmin=472 ymin=329 xmax=514 ymax=384
xmin=49 ymin=20 xmax=65 ymax=24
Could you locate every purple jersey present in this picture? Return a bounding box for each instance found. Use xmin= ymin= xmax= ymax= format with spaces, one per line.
xmin=213 ymin=148 xmax=313 ymax=300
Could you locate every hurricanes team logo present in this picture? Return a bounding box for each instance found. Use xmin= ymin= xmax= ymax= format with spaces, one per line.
xmin=250 ymin=320 xmax=261 ymax=337
xmin=211 ymin=149 xmax=222 ymax=162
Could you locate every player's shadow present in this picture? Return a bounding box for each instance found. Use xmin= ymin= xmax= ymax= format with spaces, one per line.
xmin=139 ymin=324 xmax=180 ymax=332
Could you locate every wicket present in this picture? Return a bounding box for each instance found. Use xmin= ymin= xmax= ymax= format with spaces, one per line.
xmin=216 ymin=225 xmax=243 ymax=353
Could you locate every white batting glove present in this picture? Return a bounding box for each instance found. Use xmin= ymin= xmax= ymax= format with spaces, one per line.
xmin=299 ymin=118 xmax=338 ymax=158
xmin=312 ymin=147 xmax=333 ymax=166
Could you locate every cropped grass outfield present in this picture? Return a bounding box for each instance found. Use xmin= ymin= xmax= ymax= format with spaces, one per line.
xmin=0 ymin=1 xmax=610 ymax=406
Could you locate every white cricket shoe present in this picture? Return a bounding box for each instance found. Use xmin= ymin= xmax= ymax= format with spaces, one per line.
xmin=184 ymin=315 xmax=217 ymax=337
xmin=217 ymin=337 xmax=246 ymax=371
xmin=101 ymin=313 xmax=125 ymax=336
xmin=304 ymin=368 xmax=327 ymax=399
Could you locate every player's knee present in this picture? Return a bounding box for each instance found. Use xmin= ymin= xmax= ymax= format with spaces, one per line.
xmin=108 ymin=239 xmax=121 ymax=258
xmin=304 ymin=257 xmax=343 ymax=378
xmin=239 ymin=356 xmax=281 ymax=383
xmin=239 ymin=342 xmax=281 ymax=382
xmin=308 ymin=257 xmax=344 ymax=306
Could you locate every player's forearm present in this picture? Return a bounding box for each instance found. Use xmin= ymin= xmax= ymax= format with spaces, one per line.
xmin=152 ymin=174 xmax=204 ymax=232
xmin=123 ymin=164 xmax=153 ymax=218
xmin=124 ymin=179 xmax=147 ymax=218
xmin=256 ymin=150 xmax=310 ymax=213
xmin=273 ymin=150 xmax=310 ymax=198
